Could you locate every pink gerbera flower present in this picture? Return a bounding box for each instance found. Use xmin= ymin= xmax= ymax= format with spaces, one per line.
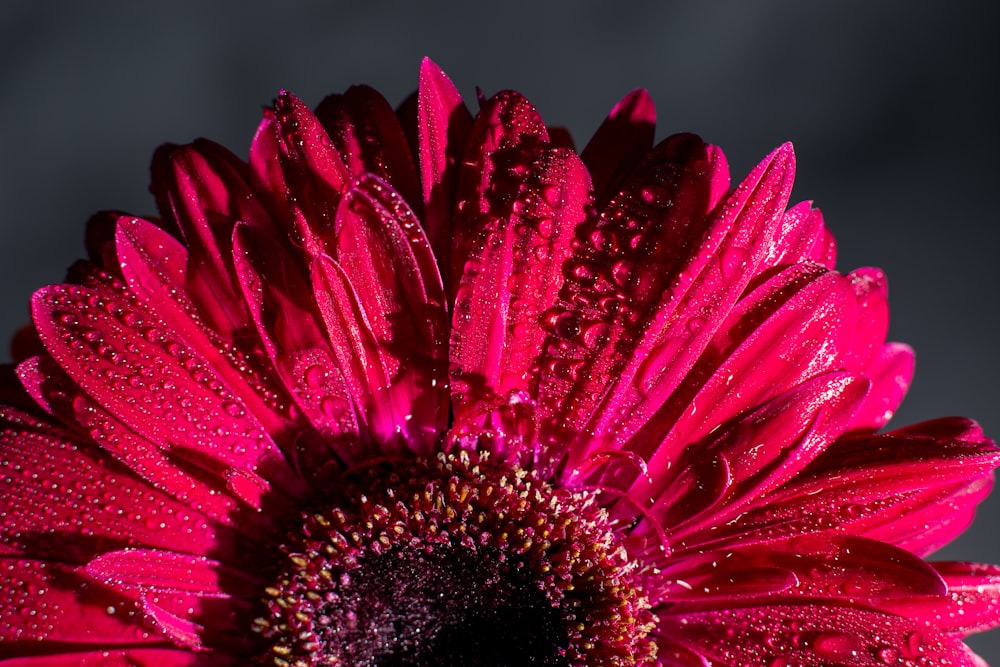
xmin=1 ymin=58 xmax=998 ymax=666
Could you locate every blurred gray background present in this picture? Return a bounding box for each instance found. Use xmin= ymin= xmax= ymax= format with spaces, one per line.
xmin=0 ymin=0 xmax=997 ymax=660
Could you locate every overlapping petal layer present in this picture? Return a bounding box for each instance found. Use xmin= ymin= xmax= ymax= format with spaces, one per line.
xmin=0 ymin=59 xmax=997 ymax=666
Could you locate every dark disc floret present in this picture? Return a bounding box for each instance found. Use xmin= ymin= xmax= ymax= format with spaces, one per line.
xmin=255 ymin=450 xmax=656 ymax=666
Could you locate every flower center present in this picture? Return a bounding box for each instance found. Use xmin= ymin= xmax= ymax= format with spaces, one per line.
xmin=254 ymin=451 xmax=656 ymax=666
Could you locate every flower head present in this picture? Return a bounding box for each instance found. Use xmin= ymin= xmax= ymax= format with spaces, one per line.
xmin=1 ymin=59 xmax=999 ymax=666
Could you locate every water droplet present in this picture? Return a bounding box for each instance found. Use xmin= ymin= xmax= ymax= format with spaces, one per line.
xmin=720 ymin=247 xmax=751 ymax=281
xmin=812 ymin=631 xmax=859 ymax=660
xmin=542 ymin=184 xmax=562 ymax=206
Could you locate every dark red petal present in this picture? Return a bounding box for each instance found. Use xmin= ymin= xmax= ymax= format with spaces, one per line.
xmin=315 ymin=85 xmax=421 ymax=211
xmin=248 ymin=108 xmax=289 ymax=228
xmin=0 ymin=558 xmax=149 ymax=646
xmin=30 ymin=282 xmax=301 ymax=497
xmin=417 ymin=58 xmax=473 ymax=272
xmin=83 ymin=210 xmax=128 ymax=274
xmin=150 ymin=140 xmax=271 ymax=336
xmin=273 ymin=90 xmax=350 ymax=257
xmin=581 ymin=88 xmax=655 ymax=205
xmin=449 ymin=148 xmax=591 ymax=436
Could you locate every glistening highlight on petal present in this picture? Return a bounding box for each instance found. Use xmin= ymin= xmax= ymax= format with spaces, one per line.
xmin=0 ymin=60 xmax=997 ymax=667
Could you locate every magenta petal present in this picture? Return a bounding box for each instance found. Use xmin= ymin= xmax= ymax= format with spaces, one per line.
xmin=310 ymin=256 xmax=409 ymax=454
xmin=140 ymin=595 xmax=205 ymax=650
xmin=842 ymin=267 xmax=889 ymax=372
xmin=919 ymin=562 xmax=1000 ymax=635
xmin=761 ymin=201 xmax=828 ymax=270
xmin=450 ymin=89 xmax=549 ymax=292
xmin=632 ymin=265 xmax=849 ymax=468
xmin=656 ymin=372 xmax=867 ymax=543
xmin=851 ymin=342 xmax=915 ymax=430
xmin=581 ymin=88 xmax=655 ymax=205
xmin=87 ymin=549 xmax=258 ymax=598
xmin=0 ymin=399 xmax=241 ymax=561
xmin=0 ymin=649 xmax=225 ymax=666
xmin=150 ymin=140 xmax=269 ymax=337
xmin=248 ymin=108 xmax=289 ymax=228
xmin=450 ymin=148 xmax=590 ymax=431
xmin=232 ymin=222 xmax=362 ymax=466
xmin=659 ymin=533 xmax=945 ymax=608
xmin=0 ymin=558 xmax=148 ymax=645
xmin=563 ymin=142 xmax=795 ymax=469
xmin=15 ymin=355 xmax=245 ymax=531
xmin=273 ymin=90 xmax=350 ymax=257
xmin=31 ymin=282 xmax=300 ymax=496
xmin=417 ymin=57 xmax=473 ymax=264
xmin=115 ymin=217 xmax=292 ymax=439
xmin=658 ymin=603 xmax=982 ymax=667
xmin=698 ymin=418 xmax=1000 ymax=553
xmin=333 ymin=173 xmax=449 ymax=449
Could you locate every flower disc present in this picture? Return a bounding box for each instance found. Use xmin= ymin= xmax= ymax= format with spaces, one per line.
xmin=257 ymin=451 xmax=656 ymax=666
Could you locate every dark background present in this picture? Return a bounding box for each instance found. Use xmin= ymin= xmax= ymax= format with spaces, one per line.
xmin=1 ymin=1 xmax=997 ymax=660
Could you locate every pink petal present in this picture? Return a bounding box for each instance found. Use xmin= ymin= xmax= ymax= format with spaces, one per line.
xmin=115 ymin=217 xmax=293 ymax=439
xmin=333 ymin=173 xmax=449 ymax=449
xmin=30 ymin=282 xmax=300 ymax=497
xmin=232 ymin=222 xmax=362 ymax=466
xmin=658 ymin=603 xmax=983 ymax=667
xmin=580 ymin=88 xmax=656 ymax=205
xmin=559 ymin=142 xmax=794 ymax=470
xmin=0 ymin=649 xmax=225 ymax=666
xmin=851 ymin=342 xmax=915 ymax=431
xmin=449 ymin=148 xmax=590 ymax=437
xmin=690 ymin=418 xmax=1000 ymax=553
xmin=417 ymin=57 xmax=473 ymax=273
xmin=87 ymin=549 xmax=258 ymax=598
xmin=450 ymin=89 xmax=549 ymax=293
xmin=314 ymin=85 xmax=421 ymax=211
xmin=0 ymin=402 xmax=240 ymax=562
xmin=654 ymin=371 xmax=867 ymax=543
xmin=0 ymin=558 xmax=150 ymax=645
